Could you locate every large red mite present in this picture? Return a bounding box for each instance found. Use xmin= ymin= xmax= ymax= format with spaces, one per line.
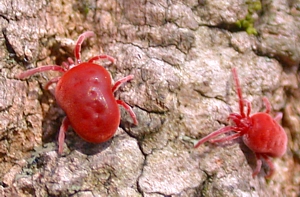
xmin=17 ymin=31 xmax=138 ymax=154
xmin=195 ymin=68 xmax=287 ymax=178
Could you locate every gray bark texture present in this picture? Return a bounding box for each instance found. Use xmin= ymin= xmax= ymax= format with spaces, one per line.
xmin=0 ymin=0 xmax=300 ymax=196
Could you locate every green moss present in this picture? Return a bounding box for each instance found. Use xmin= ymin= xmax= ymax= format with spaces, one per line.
xmin=248 ymin=0 xmax=262 ymax=13
xmin=246 ymin=26 xmax=258 ymax=35
xmin=235 ymin=0 xmax=262 ymax=35
xmin=73 ymin=1 xmax=91 ymax=17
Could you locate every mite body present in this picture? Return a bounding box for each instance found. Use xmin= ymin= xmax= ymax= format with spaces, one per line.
xmin=17 ymin=31 xmax=138 ymax=154
xmin=195 ymin=68 xmax=287 ymax=178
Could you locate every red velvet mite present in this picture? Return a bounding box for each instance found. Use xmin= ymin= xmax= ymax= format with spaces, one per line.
xmin=16 ymin=31 xmax=138 ymax=154
xmin=195 ymin=68 xmax=287 ymax=178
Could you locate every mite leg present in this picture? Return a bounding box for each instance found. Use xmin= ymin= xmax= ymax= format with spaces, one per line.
xmin=243 ymin=99 xmax=252 ymax=117
xmin=262 ymin=155 xmax=275 ymax=179
xmin=194 ymin=126 xmax=240 ymax=148
xmin=44 ymin=77 xmax=61 ymax=90
xmin=112 ymin=75 xmax=134 ymax=92
xmin=252 ymin=153 xmax=263 ymax=178
xmin=232 ymin=68 xmax=245 ymax=117
xmin=228 ymin=113 xmax=243 ymax=122
xmin=262 ymin=97 xmax=271 ymax=114
xmin=210 ymin=132 xmax=242 ymax=144
xmin=58 ymin=117 xmax=71 ymax=154
xmin=88 ymin=55 xmax=115 ymax=65
xmin=74 ymin=31 xmax=95 ymax=64
xmin=116 ymin=100 xmax=138 ymax=125
xmin=16 ymin=65 xmax=65 ymax=79
xmin=274 ymin=112 xmax=283 ymax=122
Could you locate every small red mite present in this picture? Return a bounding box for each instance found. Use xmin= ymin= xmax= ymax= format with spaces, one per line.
xmin=194 ymin=68 xmax=287 ymax=178
xmin=16 ymin=31 xmax=138 ymax=154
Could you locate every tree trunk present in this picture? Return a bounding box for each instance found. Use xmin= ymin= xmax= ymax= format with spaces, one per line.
xmin=0 ymin=0 xmax=299 ymax=196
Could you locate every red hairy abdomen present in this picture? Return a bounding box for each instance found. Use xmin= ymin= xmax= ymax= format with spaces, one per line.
xmin=55 ymin=63 xmax=120 ymax=143
xmin=242 ymin=113 xmax=287 ymax=157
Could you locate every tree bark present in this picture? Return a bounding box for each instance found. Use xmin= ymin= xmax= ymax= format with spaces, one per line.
xmin=0 ymin=0 xmax=299 ymax=196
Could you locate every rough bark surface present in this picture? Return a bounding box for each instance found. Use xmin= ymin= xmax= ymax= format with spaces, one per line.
xmin=0 ymin=0 xmax=299 ymax=196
